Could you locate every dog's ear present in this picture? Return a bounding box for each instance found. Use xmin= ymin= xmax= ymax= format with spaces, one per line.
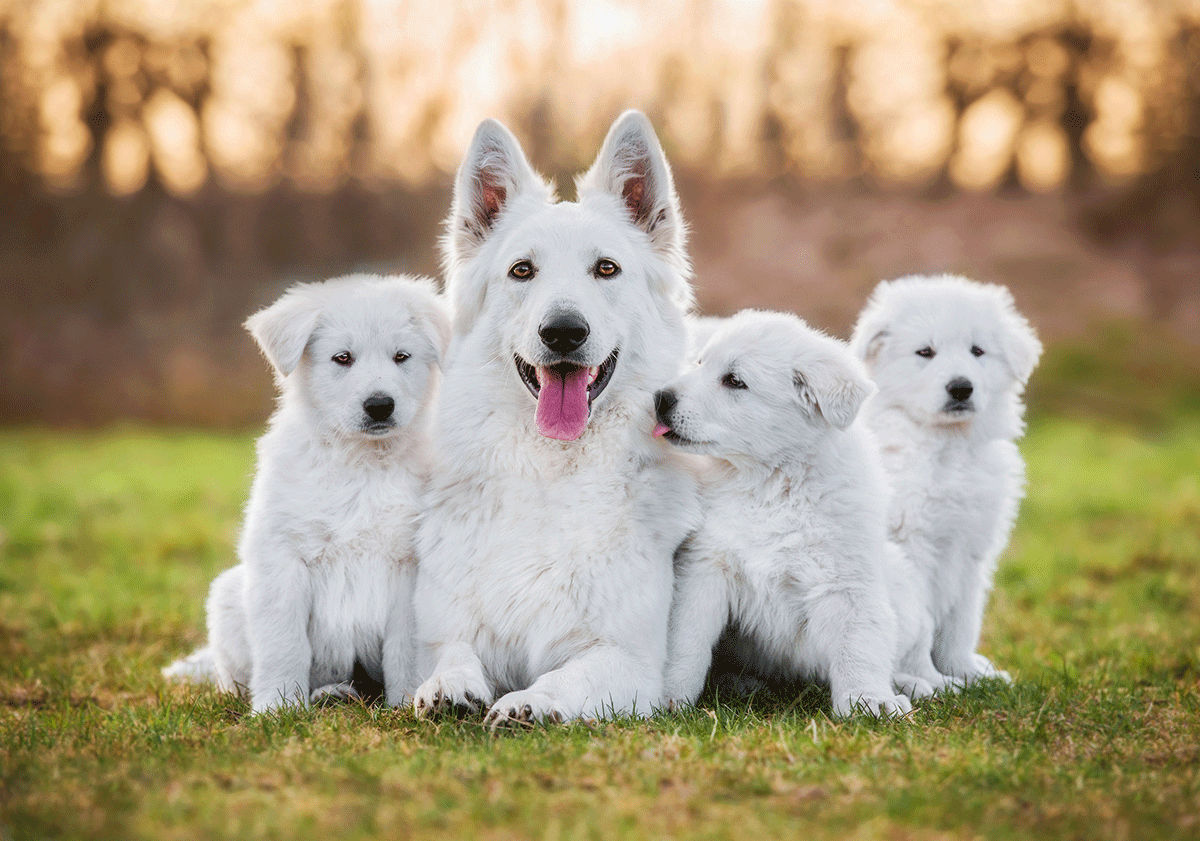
xmin=443 ymin=119 xmax=550 ymax=331
xmin=995 ymin=289 xmax=1042 ymax=384
xmin=418 ymin=290 xmax=453 ymax=366
xmin=794 ymin=351 xmax=875 ymax=430
xmin=579 ymin=110 xmax=686 ymax=265
xmin=849 ymin=281 xmax=893 ymax=369
xmin=244 ymin=285 xmax=324 ymax=377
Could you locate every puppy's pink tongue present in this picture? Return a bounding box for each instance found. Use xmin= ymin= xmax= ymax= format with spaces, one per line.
xmin=535 ymin=366 xmax=590 ymax=441
xmin=653 ymin=423 xmax=671 ymax=438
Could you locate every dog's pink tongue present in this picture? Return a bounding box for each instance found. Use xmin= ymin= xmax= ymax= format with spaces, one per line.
xmin=653 ymin=423 xmax=671 ymax=438
xmin=535 ymin=366 xmax=590 ymax=441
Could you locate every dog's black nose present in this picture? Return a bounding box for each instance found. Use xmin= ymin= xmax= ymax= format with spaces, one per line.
xmin=654 ymin=389 xmax=677 ymax=422
xmin=539 ymin=313 xmax=590 ymax=353
xmin=363 ymin=393 xmax=395 ymax=422
xmin=946 ymin=378 xmax=973 ymax=402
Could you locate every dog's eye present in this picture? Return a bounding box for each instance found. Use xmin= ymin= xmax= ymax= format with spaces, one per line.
xmin=394 ymin=351 xmax=410 ymax=364
xmin=915 ymin=347 xmax=935 ymax=359
xmin=971 ymin=345 xmax=985 ymax=357
xmin=332 ymin=351 xmax=354 ymax=366
xmin=508 ymin=260 xmax=535 ymax=281
xmin=721 ymin=372 xmax=747 ymax=390
xmin=594 ymin=258 xmax=621 ymax=278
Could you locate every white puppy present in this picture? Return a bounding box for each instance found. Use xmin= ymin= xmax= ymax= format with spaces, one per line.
xmin=850 ymin=274 xmax=1041 ymax=686
xmin=657 ymin=310 xmax=912 ymax=718
xmin=412 ymin=111 xmax=700 ymax=726
xmin=163 ymin=274 xmax=450 ymax=713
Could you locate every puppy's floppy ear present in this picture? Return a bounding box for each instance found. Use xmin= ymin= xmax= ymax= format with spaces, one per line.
xmin=418 ymin=289 xmax=453 ymax=366
xmin=442 ymin=119 xmax=551 ymax=332
xmin=244 ymin=284 xmax=325 ymax=377
xmin=848 ymin=281 xmax=893 ymax=368
xmin=578 ymin=110 xmax=687 ymax=267
xmin=794 ymin=351 xmax=876 ymax=430
xmin=995 ymin=289 xmax=1042 ymax=384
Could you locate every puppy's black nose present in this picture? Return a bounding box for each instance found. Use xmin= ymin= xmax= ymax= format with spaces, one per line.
xmin=946 ymin=378 xmax=973 ymax=402
xmin=539 ymin=313 xmax=590 ymax=353
xmin=363 ymin=393 xmax=395 ymax=422
xmin=654 ymin=389 xmax=677 ymax=422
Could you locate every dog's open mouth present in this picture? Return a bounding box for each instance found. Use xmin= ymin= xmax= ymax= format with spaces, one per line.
xmin=515 ymin=349 xmax=619 ymax=441
xmin=653 ymin=423 xmax=708 ymax=448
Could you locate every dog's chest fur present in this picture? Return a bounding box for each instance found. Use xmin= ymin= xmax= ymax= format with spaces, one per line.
xmin=248 ymin=424 xmax=424 ymax=664
xmin=883 ymin=434 xmax=1023 ymax=617
xmin=419 ymin=410 xmax=697 ymax=692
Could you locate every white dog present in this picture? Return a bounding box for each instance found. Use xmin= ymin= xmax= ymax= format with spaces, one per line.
xmin=657 ymin=310 xmax=913 ymax=718
xmin=163 ymin=274 xmax=450 ymax=713
xmin=850 ymin=274 xmax=1041 ymax=686
xmin=411 ymin=111 xmax=700 ymax=726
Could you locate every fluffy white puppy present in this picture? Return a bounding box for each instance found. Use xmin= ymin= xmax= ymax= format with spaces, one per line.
xmin=656 ymin=310 xmax=913 ymax=718
xmin=163 ymin=274 xmax=450 ymax=713
xmin=412 ymin=111 xmax=700 ymax=726
xmin=850 ymin=274 xmax=1041 ymax=686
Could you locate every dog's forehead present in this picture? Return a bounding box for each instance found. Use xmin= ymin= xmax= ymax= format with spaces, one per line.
xmin=501 ymin=201 xmax=633 ymax=258
xmin=314 ymin=297 xmax=418 ymax=344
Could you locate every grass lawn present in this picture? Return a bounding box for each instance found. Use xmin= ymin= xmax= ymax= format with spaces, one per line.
xmin=1 ymin=409 xmax=1198 ymax=840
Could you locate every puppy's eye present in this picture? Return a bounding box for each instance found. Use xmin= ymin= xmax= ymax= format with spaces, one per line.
xmin=394 ymin=351 xmax=410 ymax=364
xmin=508 ymin=260 xmax=535 ymax=281
xmin=594 ymin=258 xmax=620 ymax=278
xmin=332 ymin=351 xmax=354 ymax=366
xmin=915 ymin=347 xmax=935 ymax=359
xmin=971 ymin=345 xmax=985 ymax=357
xmin=721 ymin=372 xmax=747 ymax=390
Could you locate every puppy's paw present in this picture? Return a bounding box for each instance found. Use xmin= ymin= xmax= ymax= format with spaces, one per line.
xmin=310 ymin=681 xmax=361 ymax=705
xmin=835 ymin=691 xmax=913 ymax=719
xmin=412 ymin=672 xmax=490 ymax=720
xmin=250 ymin=689 xmax=308 ymax=715
xmin=970 ymin=653 xmax=1012 ymax=684
xmin=894 ymin=673 xmax=936 ymax=700
xmin=484 ymin=690 xmax=567 ymax=730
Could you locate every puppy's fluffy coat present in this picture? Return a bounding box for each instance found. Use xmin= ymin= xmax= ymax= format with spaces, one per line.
xmin=850 ymin=274 xmax=1041 ymax=685
xmin=658 ymin=310 xmax=912 ymax=717
xmin=163 ymin=274 xmax=449 ymax=712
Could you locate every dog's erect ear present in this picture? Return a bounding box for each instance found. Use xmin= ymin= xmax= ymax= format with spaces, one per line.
xmin=244 ymin=285 xmax=325 ymax=377
xmin=995 ymin=289 xmax=1042 ymax=384
xmin=443 ymin=119 xmax=548 ymax=331
xmin=579 ymin=110 xmax=686 ymax=263
xmin=794 ymin=352 xmax=876 ymax=430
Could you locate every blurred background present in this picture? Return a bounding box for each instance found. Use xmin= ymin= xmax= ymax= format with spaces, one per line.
xmin=2 ymin=0 xmax=1198 ymax=427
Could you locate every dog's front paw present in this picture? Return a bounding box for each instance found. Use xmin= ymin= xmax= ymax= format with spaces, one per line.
xmin=894 ymin=673 xmax=936 ymax=700
xmin=970 ymin=653 xmax=1012 ymax=684
xmin=484 ymin=690 xmax=567 ymax=729
xmin=412 ymin=672 xmax=491 ymax=720
xmin=250 ymin=688 xmax=308 ymax=715
xmin=310 ymin=681 xmax=361 ymax=705
xmin=834 ymin=691 xmax=913 ymax=719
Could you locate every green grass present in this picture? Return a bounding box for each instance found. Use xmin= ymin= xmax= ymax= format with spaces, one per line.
xmin=2 ymin=410 xmax=1199 ymax=840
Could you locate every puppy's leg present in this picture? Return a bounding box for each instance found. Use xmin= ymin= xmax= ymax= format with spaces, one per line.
xmin=933 ymin=588 xmax=1010 ymax=685
xmin=382 ymin=581 xmax=418 ymax=707
xmin=663 ymin=560 xmax=730 ymax=707
xmin=412 ymin=641 xmax=492 ymax=718
xmin=244 ymin=561 xmax=313 ymax=713
xmin=207 ymin=565 xmax=252 ymax=694
xmin=814 ymin=590 xmax=912 ymax=719
xmin=483 ymin=645 xmax=655 ymax=727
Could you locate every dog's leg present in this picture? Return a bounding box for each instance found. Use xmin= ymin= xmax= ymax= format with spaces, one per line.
xmin=663 ymin=560 xmax=730 ymax=707
xmin=483 ymin=645 xmax=656 ymax=727
xmin=932 ymin=588 xmax=1010 ymax=685
xmin=244 ymin=562 xmax=313 ymax=713
xmin=412 ymin=641 xmax=492 ymax=718
xmin=814 ymin=589 xmax=912 ymax=719
xmin=382 ymin=586 xmax=418 ymax=708
xmin=207 ymin=565 xmax=253 ymax=694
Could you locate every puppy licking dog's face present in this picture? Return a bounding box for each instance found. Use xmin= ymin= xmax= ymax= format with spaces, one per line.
xmin=245 ymin=275 xmax=450 ymax=441
xmin=850 ymin=275 xmax=1041 ymax=432
xmin=655 ymin=310 xmax=874 ymax=463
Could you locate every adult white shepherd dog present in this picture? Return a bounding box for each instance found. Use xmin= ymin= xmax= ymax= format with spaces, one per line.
xmin=412 ymin=111 xmax=701 ymax=726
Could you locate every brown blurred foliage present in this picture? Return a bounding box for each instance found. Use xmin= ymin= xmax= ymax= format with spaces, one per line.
xmin=1 ymin=0 xmax=1198 ymax=426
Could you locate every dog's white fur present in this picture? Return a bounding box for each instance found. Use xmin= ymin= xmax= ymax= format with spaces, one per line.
xmin=411 ymin=111 xmax=700 ymax=725
xmin=163 ymin=274 xmax=450 ymax=713
xmin=850 ymin=274 xmax=1041 ymax=685
xmin=659 ymin=310 xmax=913 ymax=718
